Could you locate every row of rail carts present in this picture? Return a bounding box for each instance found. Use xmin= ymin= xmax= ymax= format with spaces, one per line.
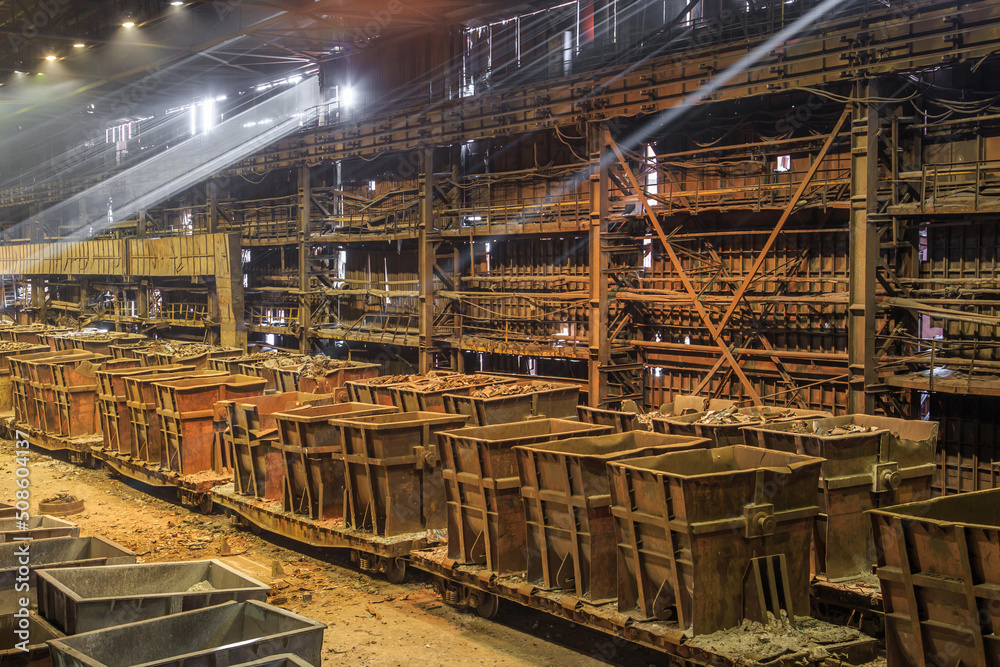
xmin=0 ymin=324 xmax=986 ymax=666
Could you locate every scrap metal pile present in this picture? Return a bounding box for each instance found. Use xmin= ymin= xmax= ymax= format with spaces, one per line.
xmin=296 ymin=356 xmax=366 ymax=377
xmin=787 ymin=421 xmax=880 ymax=435
xmin=0 ymin=340 xmax=46 ymax=352
xmin=414 ymin=373 xmax=502 ymax=391
xmin=469 ymin=381 xmax=560 ymax=398
xmin=697 ymin=406 xmax=801 ymax=425
xmin=143 ymin=342 xmax=221 ymax=355
xmin=362 ymin=370 xmax=454 ymax=386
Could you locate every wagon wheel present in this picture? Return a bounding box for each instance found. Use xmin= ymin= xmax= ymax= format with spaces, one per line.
xmin=384 ymin=557 xmax=407 ymax=584
xmin=475 ymin=592 xmax=499 ymax=619
xmin=198 ymin=494 xmax=214 ymax=515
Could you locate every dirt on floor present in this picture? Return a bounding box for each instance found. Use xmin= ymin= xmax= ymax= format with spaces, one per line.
xmin=0 ymin=439 xmax=664 ymax=666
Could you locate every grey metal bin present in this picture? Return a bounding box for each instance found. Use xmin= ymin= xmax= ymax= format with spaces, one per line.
xmin=36 ymin=559 xmax=269 ymax=634
xmin=45 ymin=600 xmax=325 ymax=667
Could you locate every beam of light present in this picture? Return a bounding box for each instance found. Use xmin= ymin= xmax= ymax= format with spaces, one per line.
xmin=619 ymin=0 xmax=852 ymax=158
xmin=341 ymin=86 xmax=356 ymax=108
xmin=10 ymin=77 xmax=320 ymax=260
xmin=507 ymin=0 xmax=857 ymax=230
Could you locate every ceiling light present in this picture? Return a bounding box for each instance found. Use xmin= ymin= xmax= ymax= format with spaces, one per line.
xmin=170 ymin=1 xmax=183 ymax=5
xmin=73 ymin=43 xmax=85 ymax=48
xmin=122 ymin=20 xmax=135 ymax=28
xmin=45 ymin=55 xmax=57 ymax=61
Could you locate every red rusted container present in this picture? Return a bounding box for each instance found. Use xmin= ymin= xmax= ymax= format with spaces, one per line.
xmin=436 ymin=419 xmax=614 ymax=574
xmin=442 ymin=380 xmax=580 ymax=425
xmin=515 ymin=431 xmax=708 ymax=602
xmin=607 ymin=446 xmax=823 ymax=635
xmin=871 ymin=489 xmax=1000 ymax=667
xmin=742 ymin=414 xmax=938 ymax=581
xmin=125 ymin=370 xmax=227 ymax=465
xmin=274 ymin=403 xmax=399 ymax=519
xmin=333 ymin=411 xmax=470 ymax=535
xmin=155 ymin=375 xmax=267 ymax=475
xmin=95 ymin=364 xmax=194 ymax=455
xmin=391 ymin=375 xmax=514 ymax=414
xmin=0 ymin=343 xmax=50 ymax=413
xmin=220 ymin=392 xmax=336 ymax=500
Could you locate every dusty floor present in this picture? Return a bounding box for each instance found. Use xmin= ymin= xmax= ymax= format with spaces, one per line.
xmin=0 ymin=439 xmax=664 ymax=666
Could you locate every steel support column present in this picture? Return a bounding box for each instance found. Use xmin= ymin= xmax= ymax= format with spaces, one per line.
xmin=848 ymin=80 xmax=880 ymax=414
xmin=298 ymin=165 xmax=312 ymax=353
xmin=207 ymin=180 xmax=219 ymax=234
xmin=418 ymin=147 xmax=435 ymax=373
xmin=215 ymin=233 xmax=246 ymax=348
xmin=588 ymin=125 xmax=611 ymax=407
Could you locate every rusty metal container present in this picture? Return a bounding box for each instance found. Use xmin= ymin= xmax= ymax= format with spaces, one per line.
xmin=155 ymin=375 xmax=267 ymax=475
xmin=108 ymin=341 xmax=156 ymax=360
xmin=871 ymin=488 xmax=1000 ymax=667
xmin=742 ymin=414 xmax=938 ymax=581
xmin=607 ymin=445 xmax=823 ymax=635
xmin=45 ymin=600 xmax=325 ymax=667
xmin=125 ymin=370 xmax=227 ymax=465
xmin=436 ymin=419 xmax=614 ymax=573
xmin=269 ymin=357 xmax=380 ymax=399
xmin=577 ymin=404 xmax=642 ymax=432
xmin=333 ymin=411 xmax=470 ymax=535
xmin=138 ymin=344 xmax=241 ymax=370
xmin=298 ymin=361 xmax=382 ymax=403
xmin=273 ymin=403 xmax=398 ymax=519
xmin=37 ymin=559 xmax=269 ymax=634
xmin=0 ymin=325 xmax=72 ymax=346
xmin=515 ymin=432 xmax=709 ymax=602
xmin=391 ymin=375 xmax=514 ymax=413
xmin=238 ymin=361 xmax=275 ymax=392
xmin=651 ymin=406 xmax=832 ymax=448
xmin=0 ymin=612 xmax=62 ymax=666
xmin=51 ymin=356 xmax=138 ymax=438
xmin=0 ymin=516 xmax=80 ymax=542
xmin=55 ymin=332 xmax=147 ymax=356
xmin=12 ymin=350 xmax=102 ymax=432
xmin=0 ymin=343 xmax=49 ymax=413
xmin=443 ymin=381 xmax=581 ymax=425
xmin=95 ymin=364 xmax=194 ymax=455
xmin=220 ymin=392 xmax=336 ymax=499
xmin=346 ymin=371 xmax=459 ymax=405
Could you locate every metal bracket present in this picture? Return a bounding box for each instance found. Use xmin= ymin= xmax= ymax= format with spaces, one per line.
xmin=743 ymin=503 xmax=777 ymax=538
xmin=873 ymin=461 xmax=901 ymax=493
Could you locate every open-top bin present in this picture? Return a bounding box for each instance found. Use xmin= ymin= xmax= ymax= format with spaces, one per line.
xmin=274 ymin=402 xmax=398 ymax=519
xmin=37 ymin=559 xmax=269 ymax=634
xmin=651 ymin=406 xmax=832 ymax=448
xmin=871 ymin=489 xmax=1000 ymax=667
xmin=437 ymin=419 xmax=614 ymax=573
xmin=742 ymin=414 xmax=938 ymax=581
xmin=45 ymin=600 xmax=325 ymax=667
xmin=515 ymin=431 xmax=708 ymax=601
xmin=332 ymin=411 xmax=470 ymax=535
xmin=607 ymin=445 xmax=824 ymax=635
xmin=443 ymin=381 xmax=580 ymax=425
